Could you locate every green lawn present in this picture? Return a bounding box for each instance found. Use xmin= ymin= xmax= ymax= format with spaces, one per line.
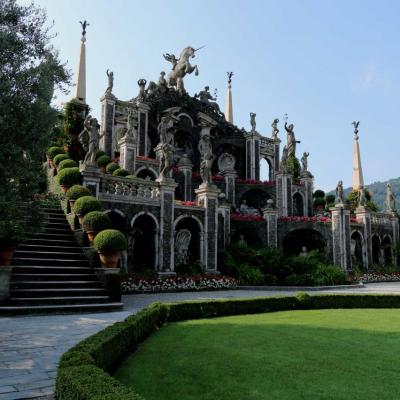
xmin=115 ymin=309 xmax=400 ymax=400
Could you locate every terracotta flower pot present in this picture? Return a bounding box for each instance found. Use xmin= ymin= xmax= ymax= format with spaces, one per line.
xmin=61 ymin=184 xmax=70 ymax=193
xmin=0 ymin=246 xmax=16 ymax=266
xmin=99 ymin=252 xmax=121 ymax=268
xmin=87 ymin=231 xmax=98 ymax=244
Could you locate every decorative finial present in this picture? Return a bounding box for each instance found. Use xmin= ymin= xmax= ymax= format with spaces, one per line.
xmin=79 ymin=20 xmax=89 ymax=39
xmin=352 ymin=121 xmax=360 ymax=139
xmin=227 ymin=72 xmax=234 ymax=86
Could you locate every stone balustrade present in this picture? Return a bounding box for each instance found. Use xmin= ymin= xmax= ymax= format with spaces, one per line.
xmin=371 ymin=212 xmax=392 ymax=225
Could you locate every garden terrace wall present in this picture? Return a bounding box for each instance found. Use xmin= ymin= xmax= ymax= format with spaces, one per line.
xmin=57 ymin=294 xmax=400 ymax=400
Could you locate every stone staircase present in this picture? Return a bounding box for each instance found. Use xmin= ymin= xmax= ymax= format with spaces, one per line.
xmin=0 ymin=206 xmax=123 ymax=314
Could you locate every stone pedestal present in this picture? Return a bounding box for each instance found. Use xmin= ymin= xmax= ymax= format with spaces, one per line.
xmin=118 ymin=136 xmax=137 ymax=175
xmin=222 ymin=170 xmax=236 ymax=206
xmin=80 ymin=164 xmax=101 ymax=198
xmin=137 ymin=102 xmax=151 ymax=156
xmin=355 ymin=206 xmax=372 ymax=269
xmin=177 ymin=155 xmax=193 ymax=202
xmin=300 ymin=175 xmax=314 ymax=217
xmin=94 ymin=268 xmax=121 ymax=302
xmin=262 ymin=207 xmax=278 ymax=247
xmin=157 ymin=178 xmax=178 ymax=272
xmin=245 ymin=131 xmax=261 ymax=180
xmin=0 ymin=266 xmax=12 ymax=304
xmin=100 ymin=94 xmax=116 ymax=157
xmin=331 ymin=205 xmax=352 ymax=271
xmin=276 ymin=172 xmax=292 ymax=217
xmin=195 ymin=183 xmax=220 ymax=273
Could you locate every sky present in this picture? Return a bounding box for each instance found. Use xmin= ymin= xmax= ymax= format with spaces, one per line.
xmin=19 ymin=0 xmax=400 ymax=191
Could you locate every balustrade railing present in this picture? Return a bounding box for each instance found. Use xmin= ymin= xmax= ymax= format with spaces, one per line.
xmin=371 ymin=212 xmax=392 ymax=225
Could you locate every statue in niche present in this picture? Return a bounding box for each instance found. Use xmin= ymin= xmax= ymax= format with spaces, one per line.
xmin=175 ymin=229 xmax=192 ymax=265
xmin=271 ymin=118 xmax=279 ymax=139
xmin=137 ymin=79 xmax=147 ymax=101
xmin=105 ymin=69 xmax=113 ymax=94
xmin=386 ymin=183 xmax=396 ymax=212
xmin=218 ymin=153 xmax=235 ymax=173
xmin=163 ymin=45 xmax=203 ymax=93
xmin=284 ymin=121 xmax=300 ymax=158
xmin=250 ymin=112 xmax=256 ymax=132
xmin=79 ymin=115 xmax=103 ymax=167
xmin=301 ymin=152 xmax=309 ymax=172
xmin=198 ymin=131 xmax=213 ymax=185
xmin=358 ymin=186 xmax=367 ymax=207
xmin=195 ymin=86 xmax=221 ymax=113
xmin=157 ymin=115 xmax=176 ymax=179
xmin=335 ymin=180 xmax=344 ymax=205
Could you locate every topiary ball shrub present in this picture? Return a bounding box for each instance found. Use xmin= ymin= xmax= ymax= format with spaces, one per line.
xmin=53 ymin=153 xmax=70 ymax=166
xmin=96 ymin=150 xmax=106 ymax=160
xmin=58 ymin=159 xmax=78 ymax=170
xmin=314 ymin=190 xmax=325 ymax=198
xmin=314 ymin=197 xmax=326 ymax=207
xmin=97 ymin=154 xmax=111 ymax=168
xmin=93 ymin=229 xmax=128 ymax=254
xmin=73 ymin=196 xmax=102 ymax=216
xmin=106 ymin=162 xmax=119 ymax=174
xmin=82 ymin=211 xmax=111 ymax=232
xmin=113 ymin=168 xmax=130 ymax=177
xmin=47 ymin=146 xmax=65 ymax=160
xmin=56 ymin=167 xmax=82 ymax=187
xmin=66 ymin=185 xmax=92 ymax=201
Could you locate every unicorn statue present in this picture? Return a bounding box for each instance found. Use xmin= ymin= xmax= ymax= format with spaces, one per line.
xmin=163 ymin=45 xmax=204 ymax=94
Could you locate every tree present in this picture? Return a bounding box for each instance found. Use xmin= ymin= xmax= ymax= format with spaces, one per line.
xmin=0 ymin=0 xmax=70 ymax=241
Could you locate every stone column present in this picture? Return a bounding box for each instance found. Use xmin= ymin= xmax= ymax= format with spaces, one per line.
xmin=137 ymin=102 xmax=151 ymax=156
xmin=157 ymin=178 xmax=178 ymax=273
xmin=195 ymin=184 xmax=220 ymax=273
xmin=391 ymin=213 xmax=399 ymax=265
xmin=275 ymin=172 xmax=293 ymax=217
xmin=355 ymin=206 xmax=372 ymax=270
xmin=80 ymin=164 xmax=101 ymax=198
xmin=300 ymin=175 xmax=314 ymax=217
xmin=218 ymin=203 xmax=231 ymax=250
xmin=245 ymin=131 xmax=261 ymax=180
xmin=100 ymin=94 xmax=116 ymax=157
xmin=331 ymin=204 xmax=352 ymax=271
xmin=118 ymin=136 xmax=137 ymax=175
xmin=222 ymin=170 xmax=236 ymax=206
xmin=262 ymin=205 xmax=278 ymax=247
xmin=177 ymin=155 xmax=193 ymax=202
xmin=273 ymin=138 xmax=281 ymax=179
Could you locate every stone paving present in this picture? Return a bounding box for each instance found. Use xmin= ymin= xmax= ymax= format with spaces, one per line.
xmin=1 ymin=282 xmax=400 ymax=399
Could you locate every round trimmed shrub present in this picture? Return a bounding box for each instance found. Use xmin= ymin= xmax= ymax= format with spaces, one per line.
xmin=314 ymin=190 xmax=325 ymax=198
xmin=93 ymin=229 xmax=128 ymax=254
xmin=66 ymin=185 xmax=91 ymax=201
xmin=47 ymin=146 xmax=65 ymax=160
xmin=56 ymin=167 xmax=82 ymax=187
xmin=82 ymin=211 xmax=111 ymax=232
xmin=97 ymin=155 xmax=111 ymax=168
xmin=73 ymin=196 xmax=102 ymax=216
xmin=106 ymin=162 xmax=119 ymax=174
xmin=112 ymin=168 xmax=130 ymax=177
xmin=96 ymin=150 xmax=106 ymax=160
xmin=53 ymin=153 xmax=70 ymax=166
xmin=314 ymin=197 xmax=326 ymax=207
xmin=58 ymin=159 xmax=78 ymax=170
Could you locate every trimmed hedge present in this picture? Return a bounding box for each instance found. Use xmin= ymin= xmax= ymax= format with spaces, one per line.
xmin=56 ymin=167 xmax=82 ymax=187
xmin=106 ymin=162 xmax=119 ymax=174
xmin=97 ymin=154 xmax=112 ymax=167
xmin=113 ymin=168 xmax=130 ymax=177
xmin=53 ymin=153 xmax=70 ymax=166
xmin=96 ymin=150 xmax=106 ymax=160
xmin=82 ymin=211 xmax=111 ymax=232
xmin=73 ymin=196 xmax=102 ymax=216
xmin=66 ymin=185 xmax=92 ymax=201
xmin=47 ymin=146 xmax=65 ymax=160
xmin=58 ymin=159 xmax=79 ymax=170
xmin=56 ymin=294 xmax=400 ymax=400
xmin=93 ymin=229 xmax=127 ymax=253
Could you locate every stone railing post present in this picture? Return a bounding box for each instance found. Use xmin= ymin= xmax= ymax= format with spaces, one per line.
xmin=355 ymin=206 xmax=372 ymax=270
xmin=275 ymin=171 xmax=293 ymax=217
xmin=118 ymin=135 xmax=137 ymax=175
xmin=100 ymin=93 xmax=116 ymax=157
xmin=331 ymin=204 xmax=352 ymax=272
xmin=80 ymin=164 xmax=101 ymax=198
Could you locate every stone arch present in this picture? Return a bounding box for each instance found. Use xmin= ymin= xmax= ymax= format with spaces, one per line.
xmin=104 ymin=209 xmax=128 ymax=233
xmin=382 ymin=235 xmax=393 ymax=265
xmin=135 ymin=166 xmax=158 ymax=180
xmin=177 ymin=113 xmax=194 ymax=127
xmin=130 ymin=212 xmax=159 ymax=272
xmin=260 ymin=157 xmax=273 ymax=181
xmin=282 ymin=228 xmax=326 ymax=256
xmin=239 ymin=188 xmax=271 ymax=213
xmin=351 ymin=230 xmax=364 ymax=269
xmin=231 ymin=227 xmax=263 ymax=247
xmin=292 ymin=192 xmax=305 ymax=217
xmin=371 ymin=234 xmax=381 ymax=265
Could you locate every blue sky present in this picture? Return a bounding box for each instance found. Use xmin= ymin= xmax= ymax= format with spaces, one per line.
xmin=21 ymin=0 xmax=400 ymax=191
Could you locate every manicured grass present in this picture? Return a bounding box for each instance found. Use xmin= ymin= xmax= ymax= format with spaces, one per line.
xmin=115 ymin=309 xmax=400 ymax=400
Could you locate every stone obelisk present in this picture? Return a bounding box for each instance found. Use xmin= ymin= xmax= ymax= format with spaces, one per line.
xmin=352 ymin=121 xmax=364 ymax=191
xmin=225 ymin=72 xmax=233 ymax=124
xmin=74 ymin=21 xmax=89 ymax=104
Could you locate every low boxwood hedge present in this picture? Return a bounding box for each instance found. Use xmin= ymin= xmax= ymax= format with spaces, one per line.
xmin=58 ymin=159 xmax=79 ymax=170
xmin=56 ymin=167 xmax=82 ymax=187
xmin=53 ymin=153 xmax=70 ymax=166
xmin=56 ymin=294 xmax=400 ymax=400
xmin=73 ymin=196 xmax=102 ymax=216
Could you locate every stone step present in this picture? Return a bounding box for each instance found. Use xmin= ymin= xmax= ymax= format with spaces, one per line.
xmin=11 ymin=287 xmax=107 ymax=298
xmin=11 ymin=265 xmax=92 ymax=274
xmin=11 ymin=273 xmax=97 ymax=281
xmin=0 ymin=302 xmax=123 ymax=315
xmin=17 ymin=244 xmax=82 ymax=252
xmin=43 ymin=227 xmax=74 ymax=235
xmin=14 ymin=250 xmax=86 ymax=260
xmin=11 ymin=280 xmax=102 ymax=289
xmin=8 ymin=296 xmax=112 ymax=306
xmin=40 ymin=207 xmax=64 ymax=214
xmin=45 ymin=221 xmax=71 ymax=229
xmin=12 ymin=257 xmax=89 ymax=267
xmin=23 ymin=238 xmax=80 ymax=247
xmin=33 ymin=232 xmax=75 ymax=240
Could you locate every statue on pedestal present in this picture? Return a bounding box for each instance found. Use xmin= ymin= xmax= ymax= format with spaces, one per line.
xmin=301 ymin=152 xmax=309 ymax=172
xmin=358 ymin=186 xmax=367 ymax=207
xmin=386 ymin=183 xmax=395 ymax=213
xmin=137 ymin=79 xmax=147 ymax=102
xmin=79 ymin=20 xmax=89 ymax=37
xmin=158 ymin=71 xmax=167 ymax=93
xmin=198 ymin=131 xmax=213 ymax=185
xmin=105 ymin=70 xmax=113 ymax=94
xmin=250 ymin=112 xmax=256 ymax=132
xmin=79 ymin=115 xmax=103 ymax=167
xmin=125 ymin=109 xmax=138 ymax=142
xmin=335 ymin=180 xmax=344 ymax=205
xmin=271 ymin=118 xmax=279 ymax=139
xmin=194 ymin=86 xmax=221 ymax=113
xmin=352 ymin=121 xmax=360 ymax=139
xmin=285 ymin=121 xmax=300 ymax=158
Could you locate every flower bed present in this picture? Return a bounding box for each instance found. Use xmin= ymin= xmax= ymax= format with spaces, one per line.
xmin=354 ymin=272 xmax=400 ymax=283
xmin=230 ymin=213 xmax=264 ymax=221
xmin=122 ymin=275 xmax=237 ymax=294
xmin=236 ymin=179 xmax=275 ymax=186
xmin=279 ymin=216 xmax=331 ymax=223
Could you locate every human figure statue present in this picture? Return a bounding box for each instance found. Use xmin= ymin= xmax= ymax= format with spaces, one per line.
xmin=237 ymin=234 xmax=247 ymax=249
xmin=125 ymin=109 xmax=138 ymax=142
xmin=158 ymin=71 xmax=167 ymax=92
xmin=195 ymin=86 xmax=221 ymax=113
xmin=386 ymin=183 xmax=395 ymax=212
xmin=284 ymin=121 xmax=300 ymax=158
xmin=79 ymin=115 xmax=104 ymax=167
xmin=271 ymin=118 xmax=279 ymax=139
xmin=336 ymin=180 xmax=344 ymax=204
xmin=175 ymin=229 xmax=192 ymax=265
xmin=358 ymin=186 xmax=367 ymax=207
xmin=79 ymin=20 xmax=89 ymax=37
xmin=137 ymin=79 xmax=147 ymax=101
xmin=105 ymin=69 xmax=113 ymax=94
xmin=250 ymin=112 xmax=256 ymax=132
xmin=157 ymin=115 xmax=176 ymax=179
xmin=198 ymin=131 xmax=213 ymax=185
xmin=301 ymin=152 xmax=309 ymax=171
xmin=352 ymin=121 xmax=360 ymax=138
xmin=299 ymin=246 xmax=308 ymax=257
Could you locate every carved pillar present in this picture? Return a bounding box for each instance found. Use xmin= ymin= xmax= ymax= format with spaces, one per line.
xmin=100 ymin=94 xmax=116 ymax=157
xmin=157 ymin=178 xmax=178 ymax=273
xmin=245 ymin=131 xmax=261 ymax=180
xmin=80 ymin=165 xmax=101 ymax=198
xmin=300 ymin=175 xmax=314 ymax=217
xmin=262 ymin=206 xmax=278 ymax=247
xmin=275 ymin=172 xmax=293 ymax=217
xmin=355 ymin=206 xmax=372 ymax=270
xmin=118 ymin=136 xmax=137 ymax=175
xmin=137 ymin=102 xmax=150 ymax=156
xmin=177 ymin=155 xmax=193 ymax=202
xmin=222 ymin=170 xmax=236 ymax=206
xmin=331 ymin=204 xmax=352 ymax=271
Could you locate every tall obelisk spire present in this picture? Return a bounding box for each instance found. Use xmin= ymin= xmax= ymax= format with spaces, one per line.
xmin=352 ymin=121 xmax=364 ymax=191
xmin=225 ymin=72 xmax=233 ymax=124
xmin=74 ymin=20 xmax=89 ymax=103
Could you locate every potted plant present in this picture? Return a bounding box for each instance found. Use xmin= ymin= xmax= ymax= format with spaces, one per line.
xmin=56 ymin=167 xmax=82 ymax=193
xmin=82 ymin=211 xmax=111 ymax=243
xmin=0 ymin=220 xmax=24 ymax=266
xmin=73 ymin=195 xmax=102 ymax=225
xmin=97 ymin=154 xmax=111 ymax=173
xmin=112 ymin=168 xmax=130 ymax=177
xmin=53 ymin=153 xmax=70 ymax=169
xmin=46 ymin=146 xmax=65 ymax=167
xmin=66 ymin=184 xmax=91 ymax=210
xmin=106 ymin=162 xmax=119 ymax=175
xmin=93 ymin=229 xmax=127 ymax=268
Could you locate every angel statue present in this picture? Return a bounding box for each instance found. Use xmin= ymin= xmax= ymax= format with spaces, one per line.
xmin=175 ymin=229 xmax=192 ymax=265
xmin=79 ymin=115 xmax=104 ymax=167
xmin=79 ymin=20 xmax=89 ymax=37
xmin=352 ymin=121 xmax=360 ymax=139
